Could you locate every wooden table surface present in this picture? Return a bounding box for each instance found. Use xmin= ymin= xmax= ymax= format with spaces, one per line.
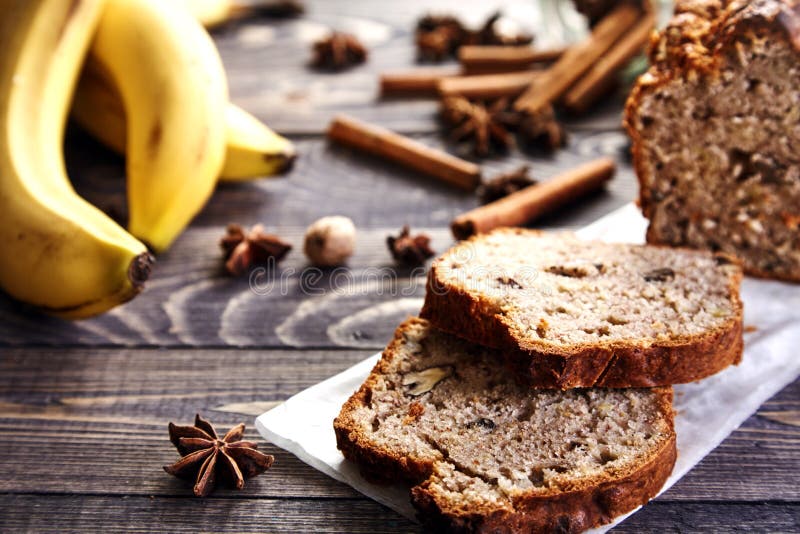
xmin=1 ymin=1 xmax=799 ymax=532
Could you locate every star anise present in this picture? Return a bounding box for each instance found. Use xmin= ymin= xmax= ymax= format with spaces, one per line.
xmin=387 ymin=226 xmax=435 ymax=266
xmin=441 ymin=96 xmax=519 ymax=157
xmin=518 ymin=104 xmax=566 ymax=152
xmin=220 ymin=223 xmax=292 ymax=276
xmin=163 ymin=414 xmax=274 ymax=497
xmin=479 ymin=165 xmax=538 ymax=204
xmin=415 ymin=15 xmax=466 ymax=62
xmin=310 ymin=32 xmax=367 ymax=71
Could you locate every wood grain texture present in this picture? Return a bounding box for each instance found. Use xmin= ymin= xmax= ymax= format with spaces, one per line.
xmin=1 ymin=495 xmax=797 ymax=533
xmin=613 ymin=502 xmax=800 ymax=533
xmin=64 ymin=127 xmax=637 ymax=232
xmin=3 ymin=130 xmax=637 ymax=349
xmin=0 ymin=0 xmax=798 ymax=531
xmin=0 ymin=495 xmax=420 ymax=533
xmin=0 ymin=349 xmax=797 ymax=505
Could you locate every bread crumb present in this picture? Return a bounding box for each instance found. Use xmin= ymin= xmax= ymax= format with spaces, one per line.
xmin=536 ymin=318 xmax=549 ymax=338
xmin=403 ymin=401 xmax=425 ymax=424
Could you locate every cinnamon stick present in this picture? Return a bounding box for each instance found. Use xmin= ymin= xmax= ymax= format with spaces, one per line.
xmin=438 ymin=70 xmax=542 ymax=100
xmin=563 ymin=12 xmax=655 ymax=112
xmin=459 ymin=45 xmax=565 ymax=75
xmin=328 ymin=115 xmax=481 ymax=191
xmin=514 ymin=4 xmax=640 ymax=114
xmin=380 ymin=66 xmax=461 ymax=97
xmin=451 ymin=157 xmax=615 ymax=239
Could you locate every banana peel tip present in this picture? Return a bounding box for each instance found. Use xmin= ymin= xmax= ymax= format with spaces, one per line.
xmin=129 ymin=252 xmax=156 ymax=290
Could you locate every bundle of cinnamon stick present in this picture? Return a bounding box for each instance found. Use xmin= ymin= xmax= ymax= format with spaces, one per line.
xmin=380 ymin=5 xmax=654 ymax=111
xmin=330 ymin=6 xmax=655 ymax=240
xmin=515 ymin=4 xmax=655 ymax=114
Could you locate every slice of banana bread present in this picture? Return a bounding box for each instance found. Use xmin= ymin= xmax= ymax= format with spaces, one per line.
xmin=334 ymin=318 xmax=676 ymax=533
xmin=420 ymin=228 xmax=743 ymax=389
xmin=625 ymin=0 xmax=800 ymax=281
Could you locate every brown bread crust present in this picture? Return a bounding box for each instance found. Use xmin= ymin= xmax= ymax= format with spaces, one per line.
xmin=334 ymin=355 xmax=438 ymax=486
xmin=420 ymin=234 xmax=744 ymax=389
xmin=412 ymin=433 xmax=676 ymax=533
xmin=624 ymin=0 xmax=800 ymax=282
xmin=334 ymin=319 xmax=677 ymax=533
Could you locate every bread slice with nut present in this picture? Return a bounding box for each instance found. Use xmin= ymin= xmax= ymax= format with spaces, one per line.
xmin=334 ymin=317 xmax=677 ymax=533
xmin=420 ymin=228 xmax=743 ymax=389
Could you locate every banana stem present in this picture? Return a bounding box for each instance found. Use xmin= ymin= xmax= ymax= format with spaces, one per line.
xmin=128 ymin=252 xmax=156 ymax=289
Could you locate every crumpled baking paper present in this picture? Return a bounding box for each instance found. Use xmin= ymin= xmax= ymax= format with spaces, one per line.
xmin=256 ymin=203 xmax=800 ymax=532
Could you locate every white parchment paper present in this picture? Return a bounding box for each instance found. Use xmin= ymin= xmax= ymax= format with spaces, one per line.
xmin=256 ymin=203 xmax=800 ymax=531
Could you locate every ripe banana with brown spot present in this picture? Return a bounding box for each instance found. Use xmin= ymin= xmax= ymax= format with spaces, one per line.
xmin=0 ymin=0 xmax=153 ymax=319
xmin=89 ymin=0 xmax=228 ymax=252
xmin=71 ymin=62 xmax=296 ymax=182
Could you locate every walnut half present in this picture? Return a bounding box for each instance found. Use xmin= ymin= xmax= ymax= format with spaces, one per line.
xmin=402 ymin=366 xmax=454 ymax=396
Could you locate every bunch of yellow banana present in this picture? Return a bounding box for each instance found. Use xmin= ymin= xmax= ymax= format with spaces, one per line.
xmin=72 ymin=64 xmax=297 ymax=185
xmin=0 ymin=0 xmax=295 ymax=318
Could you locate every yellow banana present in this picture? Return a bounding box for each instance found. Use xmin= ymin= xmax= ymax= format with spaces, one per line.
xmin=90 ymin=0 xmax=229 ymax=252
xmin=221 ymin=104 xmax=297 ymax=180
xmin=72 ymin=63 xmax=126 ymax=154
xmin=71 ymin=64 xmax=296 ymax=182
xmin=0 ymin=0 xmax=153 ymax=319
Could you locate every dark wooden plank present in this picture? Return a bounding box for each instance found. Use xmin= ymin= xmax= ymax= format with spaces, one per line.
xmin=1 ymin=496 xmax=797 ymax=533
xmin=0 ymin=422 xmax=361 ymax=499
xmin=614 ymin=502 xmax=800 ymax=533
xmin=0 ymin=495 xmax=420 ymax=533
xmin=0 ymin=227 xmax=432 ymax=348
xmin=662 ymin=382 xmax=800 ymax=502
xmin=65 ymin=128 xmax=637 ymax=231
xmin=4 ymin=129 xmax=636 ymax=348
xmin=0 ymin=348 xmax=373 ymax=498
xmin=0 ymin=348 xmax=798 ymax=503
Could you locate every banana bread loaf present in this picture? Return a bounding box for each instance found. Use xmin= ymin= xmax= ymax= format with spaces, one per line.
xmin=334 ymin=318 xmax=677 ymax=533
xmin=420 ymin=229 xmax=743 ymax=389
xmin=625 ymin=0 xmax=800 ymax=281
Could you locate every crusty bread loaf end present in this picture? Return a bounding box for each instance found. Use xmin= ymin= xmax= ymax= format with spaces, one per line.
xmin=625 ymin=0 xmax=800 ymax=281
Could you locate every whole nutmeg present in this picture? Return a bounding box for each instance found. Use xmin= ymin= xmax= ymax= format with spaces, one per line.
xmin=303 ymin=216 xmax=356 ymax=267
